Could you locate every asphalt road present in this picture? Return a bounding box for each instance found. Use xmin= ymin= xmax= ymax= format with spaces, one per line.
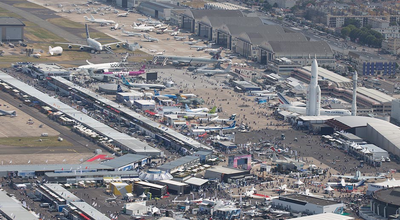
xmin=0 ymin=1 xmax=83 ymax=43
xmin=0 ymin=85 xmax=98 ymax=155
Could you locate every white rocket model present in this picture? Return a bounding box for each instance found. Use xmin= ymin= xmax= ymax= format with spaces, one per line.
xmin=352 ymin=71 xmax=357 ymax=116
xmin=306 ymin=59 xmax=321 ymax=116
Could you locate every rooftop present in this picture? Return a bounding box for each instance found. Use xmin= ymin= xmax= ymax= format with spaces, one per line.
xmin=158 ymin=155 xmax=199 ymax=171
xmin=357 ymin=87 xmax=394 ymax=103
xmin=330 ymin=116 xmax=389 ymax=128
xmin=288 ymin=213 xmax=354 ymax=220
xmin=0 ymin=17 xmax=25 ymax=26
xmin=0 ymin=163 xmax=112 ymax=176
xmin=361 ymin=144 xmax=387 ymax=153
xmin=184 ymin=177 xmax=209 ymax=186
xmin=71 ymin=202 xmax=111 ymax=220
xmin=373 ymin=187 xmax=400 ymax=206
xmin=0 ymin=190 xmax=38 ymax=219
xmin=139 ymin=1 xmax=185 ymax=10
xmin=101 ymin=154 xmax=147 ymax=168
xmin=33 ymin=63 xmax=69 ymax=73
xmin=45 ymin=170 xmax=139 ymax=178
xmin=302 ymin=66 xmax=351 ymax=84
xmin=43 ymin=184 xmax=81 ymax=203
xmin=158 ymin=179 xmax=189 ymax=186
xmin=267 ymin=41 xmax=333 ymax=56
xmin=279 ymin=194 xmax=342 ymax=206
xmin=206 ymin=166 xmax=247 ymax=174
xmin=188 ymin=9 xmax=244 ymax=19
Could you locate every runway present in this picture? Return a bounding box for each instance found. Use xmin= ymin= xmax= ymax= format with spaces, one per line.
xmin=0 ymin=1 xmax=83 ymax=43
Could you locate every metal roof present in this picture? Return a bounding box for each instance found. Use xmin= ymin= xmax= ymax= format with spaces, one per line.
xmin=357 ymin=87 xmax=394 ymax=103
xmin=188 ymin=9 xmax=244 ymax=19
xmin=184 ymin=177 xmax=209 ymax=186
xmin=0 ymin=17 xmax=25 ymax=26
xmin=361 ymin=144 xmax=387 ymax=153
xmin=279 ymin=194 xmax=342 ymax=206
xmin=221 ymin=24 xmax=284 ymax=36
xmin=205 ymin=166 xmax=246 ymax=174
xmin=101 ymin=154 xmax=147 ymax=168
xmin=202 ymin=17 xmax=262 ymax=28
xmin=268 ymin=41 xmax=333 ymax=55
xmin=158 ymin=156 xmax=199 ymax=171
xmin=0 ymin=190 xmax=39 ymax=219
xmin=52 ymin=77 xmax=211 ymax=151
xmin=333 ymin=116 xmax=389 ymax=128
xmin=138 ymin=1 xmax=185 ymax=11
xmin=158 ymin=179 xmax=188 ymax=186
xmin=0 ymin=164 xmax=111 ymax=174
xmin=367 ymin=122 xmax=400 ymax=151
xmin=302 ymin=66 xmax=351 ymax=84
xmin=43 ymin=184 xmax=81 ymax=203
xmin=288 ymin=213 xmax=354 ymax=220
xmin=71 ymin=202 xmax=111 ymax=220
xmin=0 ymin=71 xmax=160 ymax=156
xmin=45 ymin=170 xmax=138 ymax=177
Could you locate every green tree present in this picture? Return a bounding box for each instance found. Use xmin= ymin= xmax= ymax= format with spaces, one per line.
xmin=344 ymin=18 xmax=361 ymax=28
xmin=341 ymin=27 xmax=351 ymax=37
xmin=273 ymin=2 xmax=278 ymax=7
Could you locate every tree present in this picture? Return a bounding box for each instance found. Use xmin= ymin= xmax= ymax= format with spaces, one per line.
xmin=273 ymin=2 xmax=278 ymax=7
xmin=344 ymin=18 xmax=361 ymax=28
xmin=341 ymin=27 xmax=351 ymax=37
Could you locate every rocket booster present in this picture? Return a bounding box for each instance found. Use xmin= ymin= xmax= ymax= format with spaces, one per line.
xmin=306 ymin=59 xmax=321 ymax=116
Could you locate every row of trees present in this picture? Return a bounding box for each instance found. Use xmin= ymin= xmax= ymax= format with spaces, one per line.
xmin=341 ymin=19 xmax=383 ymax=48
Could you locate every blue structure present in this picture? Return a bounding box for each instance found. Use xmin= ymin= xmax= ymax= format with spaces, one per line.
xmin=362 ymin=62 xmax=396 ymax=75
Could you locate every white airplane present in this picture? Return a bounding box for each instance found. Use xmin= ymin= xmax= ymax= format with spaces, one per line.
xmin=48 ymin=46 xmax=63 ymax=55
xmin=117 ymin=12 xmax=128 ymax=17
xmin=185 ymin=104 xmax=209 ymax=113
xmin=174 ymin=36 xmax=186 ymax=41
xmin=137 ymin=17 xmax=151 ymax=22
xmin=164 ymin=27 xmax=178 ymax=33
xmin=0 ymin=109 xmax=16 ymax=117
xmin=121 ymin=28 xmax=142 ymax=37
xmin=154 ymin=49 xmax=229 ymax=66
xmin=196 ymin=121 xmax=236 ymax=132
xmin=210 ymin=114 xmax=236 ymax=123
xmin=57 ymin=24 xmax=121 ymax=52
xmin=78 ymin=53 xmax=129 ymax=71
xmin=110 ymin=23 xmax=119 ymax=30
xmin=170 ymin=29 xmax=180 ymax=36
xmin=179 ymin=93 xmax=197 ymax=99
xmin=142 ymin=34 xmax=159 ymax=42
xmin=333 ymin=170 xmax=385 ymax=181
xmin=277 ymin=93 xmax=351 ymax=116
xmin=121 ymin=76 xmax=166 ymax=90
xmin=327 ymin=178 xmax=365 ymax=188
xmin=190 ymin=43 xmax=212 ymax=51
xmin=194 ymin=63 xmax=232 ymax=76
xmin=132 ymin=23 xmax=154 ymax=32
xmin=32 ymin=53 xmax=41 ymax=58
xmin=84 ymin=15 xmax=115 ymax=25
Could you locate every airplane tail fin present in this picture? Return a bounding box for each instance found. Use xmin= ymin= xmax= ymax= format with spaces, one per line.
xmin=85 ymin=60 xmax=94 ymax=65
xmin=340 ymin=179 xmax=346 ymax=187
xmin=133 ymin=22 xmax=138 ymax=27
xmin=277 ymin=93 xmax=291 ymax=105
xmin=229 ymin=114 xmax=236 ymax=120
xmin=225 ymin=64 xmax=232 ymax=72
xmin=117 ymin=85 xmax=123 ymax=93
xmin=185 ymin=104 xmax=191 ymax=111
xmin=355 ymin=170 xmax=361 ymax=180
xmin=84 ymin=16 xmax=89 ymax=21
xmin=91 ymin=15 xmax=95 ymax=20
xmin=212 ymin=48 xmax=223 ymax=60
xmin=121 ymin=75 xmax=129 ymax=85
xmin=208 ymin=106 xmax=217 ymax=114
xmin=85 ymin=24 xmax=90 ymax=39
xmin=49 ymin=46 xmax=53 ymax=55
xmin=140 ymin=65 xmax=146 ymax=71
xmin=229 ymin=121 xmax=236 ymax=128
xmin=154 ymin=89 xmax=159 ymax=96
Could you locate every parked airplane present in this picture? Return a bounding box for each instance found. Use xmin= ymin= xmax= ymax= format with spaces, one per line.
xmin=78 ymin=59 xmax=126 ymax=72
xmin=333 ymin=171 xmax=385 ymax=181
xmin=121 ymin=75 xmax=166 ymax=90
xmin=170 ymin=29 xmax=180 ymax=36
xmin=117 ymin=12 xmax=128 ymax=17
xmin=84 ymin=15 xmax=115 ymax=25
xmin=132 ymin=23 xmax=154 ymax=32
xmin=103 ymin=65 xmax=146 ymax=77
xmin=327 ymin=178 xmax=365 ymax=188
xmin=137 ymin=17 xmax=151 ymax=22
xmin=190 ymin=43 xmax=212 ymax=51
xmin=48 ymin=46 xmax=63 ymax=55
xmin=110 ymin=23 xmax=119 ymax=31
xmin=194 ymin=63 xmax=232 ymax=76
xmin=211 ymin=114 xmax=236 ymax=123
xmin=0 ymin=109 xmax=16 ymax=117
xmin=179 ymin=93 xmax=197 ymax=99
xmin=57 ymin=24 xmax=121 ymax=52
xmin=196 ymin=121 xmax=236 ymax=132
xmin=153 ymin=49 xmax=229 ymax=66
xmin=154 ymin=90 xmax=176 ymax=99
xmin=164 ymin=27 xmax=178 ymax=33
xmin=277 ymin=93 xmax=351 ymax=116
xmin=185 ymin=104 xmax=209 ymax=113
xmin=121 ymin=28 xmax=142 ymax=37
xmin=204 ymin=47 xmax=223 ymax=54
xmin=142 ymin=34 xmax=159 ymax=42
xmin=174 ymin=36 xmax=186 ymax=41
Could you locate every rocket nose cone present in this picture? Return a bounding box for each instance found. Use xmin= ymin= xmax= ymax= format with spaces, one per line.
xmin=312 ymin=59 xmax=318 ymax=68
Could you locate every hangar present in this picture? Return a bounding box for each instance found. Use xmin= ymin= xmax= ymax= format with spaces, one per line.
xmin=137 ymin=2 xmax=185 ymax=20
xmin=326 ymin=116 xmax=400 ymax=156
xmin=0 ymin=17 xmax=25 ymax=41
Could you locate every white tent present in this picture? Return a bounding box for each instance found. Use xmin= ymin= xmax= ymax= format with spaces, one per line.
xmin=324 ymin=185 xmax=334 ymax=192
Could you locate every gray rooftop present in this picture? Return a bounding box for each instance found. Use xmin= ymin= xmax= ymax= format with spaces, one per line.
xmin=0 ymin=164 xmax=112 ymax=176
xmin=222 ymin=24 xmax=284 ymax=36
xmin=0 ymin=17 xmax=25 ymax=26
xmin=333 ymin=116 xmax=389 ymax=128
xmin=267 ymin=41 xmax=333 ymax=55
xmin=361 ymin=144 xmax=387 ymax=153
xmin=206 ymin=166 xmax=247 ymax=174
xmin=357 ymin=87 xmax=394 ymax=103
xmin=101 ymin=154 xmax=147 ymax=168
xmin=43 ymin=184 xmax=81 ymax=203
xmin=71 ymin=202 xmax=111 ymax=220
xmin=45 ymin=170 xmax=139 ymax=178
xmin=280 ymin=194 xmax=341 ymax=206
xmin=203 ymin=16 xmax=262 ymax=28
xmin=0 ymin=190 xmax=38 ymax=219
xmin=0 ymin=71 xmax=161 ymax=156
xmin=302 ymin=66 xmax=351 ymax=84
xmin=138 ymin=1 xmax=185 ymax=11
xmin=52 ymin=77 xmax=211 ymax=151
xmin=158 ymin=156 xmax=199 ymax=171
xmin=188 ymin=9 xmax=244 ymax=19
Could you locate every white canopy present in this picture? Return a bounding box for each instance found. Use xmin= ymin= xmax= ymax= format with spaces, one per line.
xmin=324 ymin=185 xmax=334 ymax=191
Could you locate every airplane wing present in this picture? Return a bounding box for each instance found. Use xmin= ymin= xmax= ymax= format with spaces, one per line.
xmin=332 ymin=175 xmax=354 ymax=179
xmin=362 ymin=176 xmax=385 ymax=180
xmin=103 ymin=42 xmax=123 ymax=47
xmin=56 ymin=42 xmax=91 ymax=48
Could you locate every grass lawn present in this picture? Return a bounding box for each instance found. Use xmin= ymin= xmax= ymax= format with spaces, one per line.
xmin=0 ymin=136 xmax=73 ymax=147
xmin=47 ymin=18 xmax=85 ymax=29
xmin=0 ymin=7 xmax=23 ymax=18
xmin=13 ymin=2 xmax=46 ymax=9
